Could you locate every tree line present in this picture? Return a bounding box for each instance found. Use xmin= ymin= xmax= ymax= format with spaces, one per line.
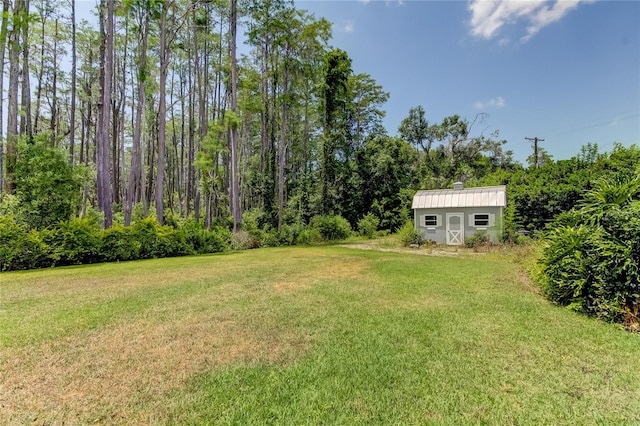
xmin=0 ymin=0 xmax=519 ymax=233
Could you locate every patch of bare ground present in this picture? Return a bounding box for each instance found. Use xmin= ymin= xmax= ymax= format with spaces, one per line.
xmin=340 ymin=240 xmax=470 ymax=257
xmin=271 ymin=256 xmax=368 ymax=295
xmin=2 ymin=262 xmax=247 ymax=305
xmin=0 ymin=252 xmax=368 ymax=424
xmin=1 ymin=308 xmax=310 ymax=425
xmin=0 ymin=284 xmax=310 ymax=424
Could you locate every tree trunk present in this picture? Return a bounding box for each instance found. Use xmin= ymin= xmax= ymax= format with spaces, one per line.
xmin=125 ymin=11 xmax=148 ymax=226
xmin=97 ymin=0 xmax=114 ymax=228
xmin=277 ymin=70 xmax=289 ymax=231
xmin=155 ymin=1 xmax=170 ymax=225
xmin=20 ymin=0 xmax=31 ymax=141
xmin=5 ymin=0 xmax=23 ymax=194
xmin=229 ymin=0 xmax=241 ymax=230
xmin=0 ymin=0 xmax=10 ymax=192
xmin=69 ymin=0 xmax=77 ymax=164
xmin=49 ymin=19 xmax=59 ymax=145
xmin=33 ymin=6 xmax=46 ymax=133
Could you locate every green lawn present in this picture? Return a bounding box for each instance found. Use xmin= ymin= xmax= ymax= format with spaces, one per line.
xmin=1 ymin=246 xmax=638 ymax=424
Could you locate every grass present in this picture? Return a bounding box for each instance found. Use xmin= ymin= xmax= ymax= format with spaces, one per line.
xmin=1 ymin=245 xmax=639 ymax=424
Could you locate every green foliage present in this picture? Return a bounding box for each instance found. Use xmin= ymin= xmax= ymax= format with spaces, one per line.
xmin=539 ymin=171 xmax=640 ymax=328
xmin=355 ymin=136 xmax=416 ymax=231
xmin=295 ymin=228 xmax=323 ymax=245
xmin=46 ymin=218 xmax=103 ymax=266
xmin=131 ymin=217 xmax=191 ymax=259
xmin=13 ymin=139 xmax=84 ymax=229
xmin=482 ymin=144 xmax=640 ymax=234
xmin=231 ymin=230 xmax=260 ymax=250
xmin=0 ymin=216 xmax=232 ymax=271
xmin=181 ymin=222 xmax=231 ymax=254
xmin=310 ymin=215 xmax=352 ymax=241
xmin=101 ymin=225 xmax=142 ymax=262
xmin=396 ymin=220 xmax=423 ymax=247
xmin=465 ymin=230 xmax=490 ymax=248
xmin=357 ymin=213 xmax=379 ymax=238
xmin=0 ymin=217 xmax=53 ymax=271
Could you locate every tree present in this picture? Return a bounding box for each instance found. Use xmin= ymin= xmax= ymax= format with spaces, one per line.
xmin=13 ymin=139 xmax=84 ymax=229
xmin=0 ymin=0 xmax=10 ymax=192
xmin=229 ymin=0 xmax=241 ymax=230
xmin=398 ymin=106 xmax=429 ymax=152
xmin=355 ymin=135 xmax=415 ymax=230
xmin=69 ymin=0 xmax=77 ymax=163
xmin=123 ymin=0 xmax=156 ymax=226
xmin=96 ymin=0 xmax=115 ymax=228
xmin=155 ymin=0 xmax=172 ymax=225
xmin=5 ymin=0 xmax=28 ymax=194
xmin=320 ymin=48 xmax=351 ymax=215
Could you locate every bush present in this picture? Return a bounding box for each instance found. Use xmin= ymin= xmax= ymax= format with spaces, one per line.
xmin=310 ymin=215 xmax=352 ymax=241
xmin=101 ymin=225 xmax=142 ymax=262
xmin=231 ymin=230 xmax=259 ymax=250
xmin=396 ymin=220 xmax=423 ymax=247
xmin=358 ymin=213 xmax=380 ymax=239
xmin=295 ymin=228 xmax=323 ymax=245
xmin=130 ymin=217 xmax=193 ymax=258
xmin=465 ymin=230 xmax=490 ymax=248
xmin=0 ymin=214 xmax=234 ymax=271
xmin=0 ymin=217 xmax=53 ymax=271
xmin=13 ymin=139 xmax=84 ymax=229
xmin=182 ymin=221 xmax=230 ymax=254
xmin=46 ymin=218 xmax=103 ymax=265
xmin=277 ymin=223 xmax=303 ymax=246
xmin=539 ymin=190 xmax=640 ymax=328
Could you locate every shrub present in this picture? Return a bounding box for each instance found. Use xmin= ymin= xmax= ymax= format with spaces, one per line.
xmin=46 ymin=218 xmax=102 ymax=265
xmin=0 ymin=217 xmax=53 ymax=271
xmin=130 ymin=217 xmax=191 ymax=259
xmin=396 ymin=220 xmax=423 ymax=247
xmin=101 ymin=225 xmax=142 ymax=262
xmin=277 ymin=223 xmax=302 ymax=246
xmin=539 ymin=173 xmax=640 ymax=329
xmin=295 ymin=228 xmax=323 ymax=245
xmin=231 ymin=230 xmax=259 ymax=250
xmin=13 ymin=139 xmax=84 ymax=229
xmin=465 ymin=230 xmax=490 ymax=248
xmin=358 ymin=213 xmax=380 ymax=239
xmin=310 ymin=215 xmax=352 ymax=241
xmin=182 ymin=221 xmax=230 ymax=254
xmin=152 ymin=224 xmax=191 ymax=258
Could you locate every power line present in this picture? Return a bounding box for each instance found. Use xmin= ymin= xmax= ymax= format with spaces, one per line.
xmin=525 ymin=136 xmax=545 ymax=168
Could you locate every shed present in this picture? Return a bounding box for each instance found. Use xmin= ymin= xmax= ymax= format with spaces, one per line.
xmin=412 ymin=183 xmax=506 ymax=245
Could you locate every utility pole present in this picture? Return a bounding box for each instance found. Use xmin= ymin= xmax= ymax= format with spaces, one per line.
xmin=525 ymin=136 xmax=545 ymax=168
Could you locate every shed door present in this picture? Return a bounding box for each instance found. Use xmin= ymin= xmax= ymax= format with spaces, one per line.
xmin=446 ymin=213 xmax=464 ymax=245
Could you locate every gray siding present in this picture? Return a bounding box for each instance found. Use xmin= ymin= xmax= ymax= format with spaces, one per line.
xmin=414 ymin=206 xmax=503 ymax=245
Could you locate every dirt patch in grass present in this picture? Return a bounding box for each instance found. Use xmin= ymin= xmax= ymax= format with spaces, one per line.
xmin=0 ymin=308 xmax=306 ymax=424
xmin=271 ymin=256 xmax=369 ymax=295
xmin=2 ymin=261 xmax=243 ymax=305
xmin=340 ymin=241 xmax=469 ymax=257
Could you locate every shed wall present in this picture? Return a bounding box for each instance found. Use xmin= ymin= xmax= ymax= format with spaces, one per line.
xmin=414 ymin=206 xmax=503 ymax=244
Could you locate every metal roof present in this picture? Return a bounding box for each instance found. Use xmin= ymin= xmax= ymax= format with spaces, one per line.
xmin=412 ymin=185 xmax=506 ymax=209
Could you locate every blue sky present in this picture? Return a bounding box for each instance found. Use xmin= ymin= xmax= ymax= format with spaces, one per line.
xmin=294 ymin=0 xmax=640 ymax=163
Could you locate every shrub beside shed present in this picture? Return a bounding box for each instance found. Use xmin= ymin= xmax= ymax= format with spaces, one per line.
xmin=412 ymin=183 xmax=506 ymax=245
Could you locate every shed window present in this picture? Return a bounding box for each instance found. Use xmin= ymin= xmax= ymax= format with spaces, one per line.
xmin=474 ymin=214 xmax=490 ymax=227
xmin=424 ymin=215 xmax=438 ymax=227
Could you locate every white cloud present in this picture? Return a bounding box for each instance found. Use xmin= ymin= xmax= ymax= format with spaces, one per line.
xmin=468 ymin=0 xmax=594 ymax=43
xmin=359 ymin=0 xmax=371 ymax=4
xmin=341 ymin=19 xmax=355 ymax=33
xmin=474 ymin=96 xmax=506 ymax=110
